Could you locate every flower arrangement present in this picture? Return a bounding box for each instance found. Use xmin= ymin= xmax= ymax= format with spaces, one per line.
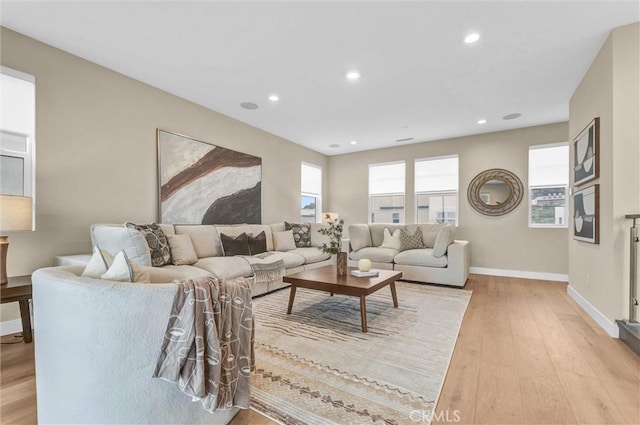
xmin=318 ymin=217 xmax=345 ymax=255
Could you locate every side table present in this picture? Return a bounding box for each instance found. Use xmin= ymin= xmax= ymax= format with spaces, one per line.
xmin=1 ymin=275 xmax=33 ymax=343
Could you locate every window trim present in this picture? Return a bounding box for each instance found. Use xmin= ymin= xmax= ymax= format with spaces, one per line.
xmin=528 ymin=142 xmax=569 ymax=228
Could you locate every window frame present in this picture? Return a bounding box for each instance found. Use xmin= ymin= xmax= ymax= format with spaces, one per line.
xmin=368 ymin=160 xmax=406 ymax=225
xmin=528 ymin=142 xmax=569 ymax=228
xmin=414 ymin=155 xmax=459 ymax=226
xmin=300 ymin=162 xmax=322 ymax=223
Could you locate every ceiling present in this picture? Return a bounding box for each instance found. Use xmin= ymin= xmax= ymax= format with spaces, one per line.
xmin=1 ymin=1 xmax=638 ymax=156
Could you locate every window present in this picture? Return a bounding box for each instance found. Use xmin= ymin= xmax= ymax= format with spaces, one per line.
xmin=528 ymin=143 xmax=569 ymax=227
xmin=369 ymin=161 xmax=405 ymax=224
xmin=301 ymin=162 xmax=322 ymax=223
xmin=0 ymin=67 xmax=35 ymax=228
xmin=415 ymin=155 xmax=458 ymax=225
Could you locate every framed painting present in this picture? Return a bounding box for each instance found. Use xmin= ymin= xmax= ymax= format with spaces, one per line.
xmin=573 ymin=117 xmax=599 ymax=186
xmin=573 ymin=184 xmax=599 ymax=244
xmin=157 ymin=129 xmax=261 ymax=224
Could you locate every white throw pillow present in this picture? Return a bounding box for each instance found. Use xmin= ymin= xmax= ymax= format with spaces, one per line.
xmin=433 ymin=225 xmax=456 ymax=258
xmin=82 ymin=245 xmax=114 ymax=278
xmin=101 ymin=251 xmax=150 ymax=283
xmin=273 ymin=230 xmax=296 ymax=252
xmin=166 ymin=234 xmax=198 ymax=265
xmin=380 ymin=228 xmax=401 ymax=250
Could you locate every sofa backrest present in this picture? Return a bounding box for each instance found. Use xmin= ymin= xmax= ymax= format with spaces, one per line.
xmin=90 ymin=224 xmax=152 ymax=267
xmin=348 ymin=222 xmax=450 ymax=250
xmin=174 ymin=225 xmax=221 ymax=258
xmin=216 ymin=224 xmax=274 ymax=252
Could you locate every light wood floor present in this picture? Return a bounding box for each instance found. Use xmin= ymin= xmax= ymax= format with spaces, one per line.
xmin=1 ymin=274 xmax=638 ymax=424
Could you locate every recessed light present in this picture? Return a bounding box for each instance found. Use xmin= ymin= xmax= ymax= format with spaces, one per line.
xmin=240 ymin=102 xmax=258 ymax=110
xmin=477 ymin=119 xmax=487 ymax=124
xmin=329 ymin=144 xmax=341 ymax=148
xmin=350 ymin=140 xmax=358 ymax=145
xmin=464 ymin=33 xmax=480 ymax=44
xmin=346 ymin=70 xmax=361 ymax=80
xmin=502 ymin=113 xmax=522 ymax=120
xmin=268 ymin=94 xmax=279 ymax=102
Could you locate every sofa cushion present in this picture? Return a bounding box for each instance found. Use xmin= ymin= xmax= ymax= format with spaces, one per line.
xmin=418 ymin=223 xmax=446 ymax=248
xmin=91 ymin=224 xmax=152 ymax=267
xmin=248 ymin=231 xmax=268 ymax=255
xmin=309 ymin=223 xmax=331 ymax=247
xmin=380 ymin=228 xmax=401 ymax=250
xmin=101 ymin=251 xmax=150 ymax=283
xmin=348 ymin=224 xmax=372 ymax=251
xmin=273 ymin=230 xmax=296 ymax=252
xmin=267 ymin=251 xmax=306 ymax=268
xmin=349 ymin=247 xmax=398 ymax=263
xmin=290 ymin=247 xmax=331 ymax=264
xmin=220 ymin=232 xmax=251 ymax=256
xmin=399 ymin=227 xmax=425 ymax=251
xmin=433 ymin=225 xmax=456 ymax=258
xmin=194 ymin=257 xmax=253 ymax=280
xmin=285 ymin=221 xmax=312 ymax=247
xmin=157 ymin=223 xmax=176 ymax=236
xmin=174 ymin=225 xmax=222 ymax=258
xmin=125 ymin=222 xmax=172 ymax=267
xmin=166 ymin=234 xmax=198 ymax=265
xmin=369 ymin=224 xmax=404 ymax=247
xmin=148 ymin=265 xmax=211 ymax=282
xmin=393 ymin=248 xmax=448 ymax=268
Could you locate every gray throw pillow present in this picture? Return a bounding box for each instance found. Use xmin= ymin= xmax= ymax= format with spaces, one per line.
xmin=125 ymin=222 xmax=172 ymax=267
xmin=284 ymin=221 xmax=312 ymax=248
xmin=433 ymin=225 xmax=456 ymax=258
xmin=399 ymin=227 xmax=425 ymax=251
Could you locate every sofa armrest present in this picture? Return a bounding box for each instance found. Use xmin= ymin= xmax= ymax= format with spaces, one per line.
xmin=446 ymin=240 xmax=471 ymax=281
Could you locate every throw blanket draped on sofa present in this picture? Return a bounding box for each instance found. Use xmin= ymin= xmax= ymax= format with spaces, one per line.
xmin=153 ymin=276 xmax=254 ymax=412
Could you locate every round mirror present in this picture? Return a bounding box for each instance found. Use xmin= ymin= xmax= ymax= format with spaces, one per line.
xmin=468 ymin=169 xmax=523 ymax=216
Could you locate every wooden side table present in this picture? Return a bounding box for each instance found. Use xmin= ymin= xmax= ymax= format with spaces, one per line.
xmin=1 ymin=275 xmax=33 ymax=343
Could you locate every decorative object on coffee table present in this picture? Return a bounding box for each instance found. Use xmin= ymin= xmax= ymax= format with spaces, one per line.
xmin=317 ymin=216 xmax=346 ymax=275
xmin=357 ymin=258 xmax=372 ymax=272
xmin=0 ymin=195 xmax=32 ymax=284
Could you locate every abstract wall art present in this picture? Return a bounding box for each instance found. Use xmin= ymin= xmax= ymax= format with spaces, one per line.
xmin=573 ymin=117 xmax=599 ymax=186
xmin=157 ymin=129 xmax=261 ymax=225
xmin=573 ymin=184 xmax=599 ymax=244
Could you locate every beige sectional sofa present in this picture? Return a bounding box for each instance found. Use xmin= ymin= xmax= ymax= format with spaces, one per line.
xmin=62 ymin=222 xmax=335 ymax=296
xmin=347 ymin=223 xmax=470 ymax=287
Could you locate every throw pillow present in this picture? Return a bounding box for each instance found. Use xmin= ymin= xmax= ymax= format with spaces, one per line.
xmin=284 ymin=221 xmax=311 ymax=248
xmin=220 ymin=232 xmax=251 ymax=256
xmin=82 ymin=245 xmax=114 ymax=278
xmin=166 ymin=234 xmax=198 ymax=265
xmin=273 ymin=230 xmax=296 ymax=252
xmin=399 ymin=227 xmax=425 ymax=251
xmin=433 ymin=225 xmax=456 ymax=258
xmin=101 ymin=250 xmax=150 ymax=283
xmin=248 ymin=231 xmax=267 ymax=255
xmin=125 ymin=222 xmax=172 ymax=267
xmin=380 ymin=228 xmax=401 ymax=250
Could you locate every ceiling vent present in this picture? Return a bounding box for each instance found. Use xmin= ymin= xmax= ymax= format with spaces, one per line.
xmin=396 ymin=137 xmax=414 ymax=143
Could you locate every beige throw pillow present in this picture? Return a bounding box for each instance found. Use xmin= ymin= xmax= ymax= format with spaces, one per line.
xmin=433 ymin=225 xmax=456 ymax=258
xmin=166 ymin=234 xmax=198 ymax=265
xmin=273 ymin=230 xmax=296 ymax=252
xmin=82 ymin=245 xmax=114 ymax=278
xmin=101 ymin=251 xmax=150 ymax=283
xmin=380 ymin=228 xmax=401 ymax=250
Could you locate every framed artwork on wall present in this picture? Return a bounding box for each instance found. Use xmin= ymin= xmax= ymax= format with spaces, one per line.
xmin=157 ymin=129 xmax=262 ymax=225
xmin=573 ymin=117 xmax=599 ymax=186
xmin=573 ymin=184 xmax=599 ymax=244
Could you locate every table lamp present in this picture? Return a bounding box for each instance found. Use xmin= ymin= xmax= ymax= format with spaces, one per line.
xmin=0 ymin=195 xmax=32 ymax=284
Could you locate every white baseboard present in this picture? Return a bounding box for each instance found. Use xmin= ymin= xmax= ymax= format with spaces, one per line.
xmin=566 ymin=285 xmax=619 ymax=338
xmin=0 ymin=319 xmax=24 ymax=336
xmin=469 ymin=267 xmax=568 ymax=282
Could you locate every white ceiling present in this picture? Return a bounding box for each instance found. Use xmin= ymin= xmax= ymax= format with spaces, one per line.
xmin=1 ymin=1 xmax=638 ymax=155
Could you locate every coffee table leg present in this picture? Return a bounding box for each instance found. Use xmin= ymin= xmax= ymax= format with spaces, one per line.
xmin=287 ymin=286 xmax=297 ymax=314
xmin=390 ymin=281 xmax=399 ymax=308
xmin=19 ymin=299 xmax=32 ymax=343
xmin=360 ymin=296 xmax=367 ymax=333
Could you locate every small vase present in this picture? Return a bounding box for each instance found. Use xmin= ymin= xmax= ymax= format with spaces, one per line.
xmin=337 ymin=252 xmax=348 ymax=276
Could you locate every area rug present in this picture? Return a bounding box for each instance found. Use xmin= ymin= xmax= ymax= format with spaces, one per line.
xmin=250 ymin=281 xmax=472 ymax=425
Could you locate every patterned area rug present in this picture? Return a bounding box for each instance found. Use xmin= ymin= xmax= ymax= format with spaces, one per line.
xmin=250 ymin=281 xmax=472 ymax=425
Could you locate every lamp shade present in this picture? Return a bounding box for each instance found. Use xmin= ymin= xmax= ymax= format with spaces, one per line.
xmin=0 ymin=195 xmax=32 ymax=232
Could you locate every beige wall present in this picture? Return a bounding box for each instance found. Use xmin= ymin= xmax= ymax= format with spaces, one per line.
xmin=0 ymin=28 xmax=328 ymax=321
xmin=328 ymin=122 xmax=569 ymax=274
xmin=568 ymin=22 xmax=640 ymax=324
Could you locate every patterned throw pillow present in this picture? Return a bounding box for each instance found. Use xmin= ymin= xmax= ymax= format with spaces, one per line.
xmin=125 ymin=222 xmax=172 ymax=267
xmin=284 ymin=221 xmax=312 ymax=248
xmin=399 ymin=227 xmax=426 ymax=251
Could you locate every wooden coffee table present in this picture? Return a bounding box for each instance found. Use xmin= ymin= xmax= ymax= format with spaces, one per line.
xmin=284 ymin=265 xmax=402 ymax=332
